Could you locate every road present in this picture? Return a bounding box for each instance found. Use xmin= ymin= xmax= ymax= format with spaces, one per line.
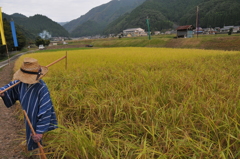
xmin=0 ymin=54 xmax=26 ymax=158
xmin=0 ymin=50 xmax=35 ymax=68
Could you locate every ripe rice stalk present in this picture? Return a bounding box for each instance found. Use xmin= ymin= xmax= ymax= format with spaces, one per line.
xmin=13 ymin=48 xmax=240 ymax=158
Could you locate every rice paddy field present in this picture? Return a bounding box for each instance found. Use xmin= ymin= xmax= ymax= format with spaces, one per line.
xmin=15 ymin=47 xmax=240 ymax=159
xmin=67 ymin=34 xmax=240 ymax=51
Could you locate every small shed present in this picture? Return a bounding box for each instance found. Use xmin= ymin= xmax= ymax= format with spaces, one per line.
xmin=176 ymin=25 xmax=194 ymax=38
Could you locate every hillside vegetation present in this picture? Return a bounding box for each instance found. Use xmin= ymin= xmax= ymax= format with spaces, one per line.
xmin=104 ymin=0 xmax=240 ymax=35
xmin=2 ymin=13 xmax=69 ymax=39
xmin=179 ymin=0 xmax=240 ymax=27
xmin=2 ymin=13 xmax=35 ymax=42
xmin=104 ymin=0 xmax=202 ymax=34
xmin=64 ymin=0 xmax=146 ymax=37
xmin=65 ymin=34 xmax=240 ymax=51
xmin=0 ymin=18 xmax=27 ymax=58
xmin=2 ymin=0 xmax=240 ymax=39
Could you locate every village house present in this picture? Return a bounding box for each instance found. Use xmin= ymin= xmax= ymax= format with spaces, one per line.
xmin=123 ymin=28 xmax=147 ymax=37
xmin=220 ymin=26 xmax=234 ymax=33
xmin=154 ymin=31 xmax=161 ymax=35
xmin=233 ymin=26 xmax=240 ymax=33
xmin=165 ymin=31 xmax=172 ymax=35
xmin=202 ymin=28 xmax=216 ymax=34
xmin=176 ymin=25 xmax=194 ymax=38
xmin=48 ymin=42 xmax=58 ymax=46
xmin=214 ymin=27 xmax=221 ymax=32
xmin=193 ymin=26 xmax=240 ymax=34
xmin=194 ymin=27 xmax=203 ymax=34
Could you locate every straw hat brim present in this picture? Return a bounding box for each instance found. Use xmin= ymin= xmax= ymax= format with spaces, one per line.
xmin=13 ymin=66 xmax=48 ymax=84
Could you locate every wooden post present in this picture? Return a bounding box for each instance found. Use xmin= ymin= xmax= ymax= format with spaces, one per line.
xmin=23 ymin=110 xmax=46 ymax=159
xmin=65 ymin=51 xmax=67 ymax=70
xmin=5 ymin=45 xmax=10 ymax=65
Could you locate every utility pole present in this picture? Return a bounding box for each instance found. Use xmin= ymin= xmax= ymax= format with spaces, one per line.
xmin=146 ymin=16 xmax=151 ymax=40
xmin=196 ymin=6 xmax=199 ymax=38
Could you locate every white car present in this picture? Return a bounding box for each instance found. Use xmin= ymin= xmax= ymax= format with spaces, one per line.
xmin=39 ymin=45 xmax=45 ymax=50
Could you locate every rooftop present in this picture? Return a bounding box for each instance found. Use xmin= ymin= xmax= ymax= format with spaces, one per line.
xmin=176 ymin=25 xmax=194 ymax=30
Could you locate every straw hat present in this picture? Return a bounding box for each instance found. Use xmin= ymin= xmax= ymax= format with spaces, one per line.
xmin=13 ymin=57 xmax=48 ymax=84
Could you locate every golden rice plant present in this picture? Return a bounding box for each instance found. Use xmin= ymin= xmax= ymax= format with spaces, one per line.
xmin=15 ymin=48 xmax=240 ymax=158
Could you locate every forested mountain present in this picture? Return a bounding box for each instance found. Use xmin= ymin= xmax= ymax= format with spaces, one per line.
xmin=104 ymin=0 xmax=203 ymax=34
xmin=104 ymin=0 xmax=240 ymax=35
xmin=179 ymin=0 xmax=240 ymax=28
xmin=64 ymin=0 xmax=146 ymax=37
xmin=2 ymin=0 xmax=239 ymax=39
xmin=3 ymin=13 xmax=69 ymax=38
xmin=11 ymin=13 xmax=27 ymax=18
xmin=2 ymin=13 xmax=35 ymax=41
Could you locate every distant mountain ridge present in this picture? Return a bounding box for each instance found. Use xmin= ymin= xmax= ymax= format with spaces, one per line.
xmin=64 ymin=0 xmax=146 ymax=37
xmin=104 ymin=0 xmax=203 ymax=34
xmin=104 ymin=0 xmax=240 ymax=35
xmin=11 ymin=13 xmax=27 ymax=18
xmin=179 ymin=0 xmax=240 ymax=28
xmin=2 ymin=13 xmax=35 ymax=42
xmin=2 ymin=0 xmax=240 ymax=39
xmin=58 ymin=22 xmax=69 ymax=26
xmin=2 ymin=13 xmax=69 ymax=39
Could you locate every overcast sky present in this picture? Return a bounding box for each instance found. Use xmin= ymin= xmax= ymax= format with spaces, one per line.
xmin=1 ymin=0 xmax=111 ymax=22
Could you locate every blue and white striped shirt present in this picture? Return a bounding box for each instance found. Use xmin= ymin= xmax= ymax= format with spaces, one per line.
xmin=0 ymin=80 xmax=58 ymax=150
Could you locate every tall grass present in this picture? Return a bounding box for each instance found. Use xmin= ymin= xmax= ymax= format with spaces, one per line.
xmin=15 ymin=48 xmax=240 ymax=158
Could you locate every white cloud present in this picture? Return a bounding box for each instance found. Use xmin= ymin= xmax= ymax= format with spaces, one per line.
xmin=1 ymin=0 xmax=111 ymax=22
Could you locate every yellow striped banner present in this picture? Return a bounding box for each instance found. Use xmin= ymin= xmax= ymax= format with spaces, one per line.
xmin=0 ymin=7 xmax=6 ymax=45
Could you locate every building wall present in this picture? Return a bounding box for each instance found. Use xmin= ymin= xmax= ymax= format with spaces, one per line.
xmin=123 ymin=28 xmax=145 ymax=37
xmin=187 ymin=30 xmax=193 ymax=38
xmin=177 ymin=30 xmax=193 ymax=38
xmin=177 ymin=30 xmax=187 ymax=37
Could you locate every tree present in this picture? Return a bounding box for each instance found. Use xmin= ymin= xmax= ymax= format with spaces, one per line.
xmin=228 ymin=28 xmax=233 ymax=35
xmin=35 ymin=36 xmax=51 ymax=47
xmin=44 ymin=39 xmax=50 ymax=46
xmin=35 ymin=36 xmax=45 ymax=46
xmin=16 ymin=30 xmax=26 ymax=50
xmin=0 ymin=18 xmax=26 ymax=59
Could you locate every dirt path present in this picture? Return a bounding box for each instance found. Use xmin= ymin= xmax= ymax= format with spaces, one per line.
xmin=0 ymin=61 xmax=26 ymax=159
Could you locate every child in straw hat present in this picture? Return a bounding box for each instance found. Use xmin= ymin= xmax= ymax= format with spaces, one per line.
xmin=0 ymin=57 xmax=58 ymax=151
